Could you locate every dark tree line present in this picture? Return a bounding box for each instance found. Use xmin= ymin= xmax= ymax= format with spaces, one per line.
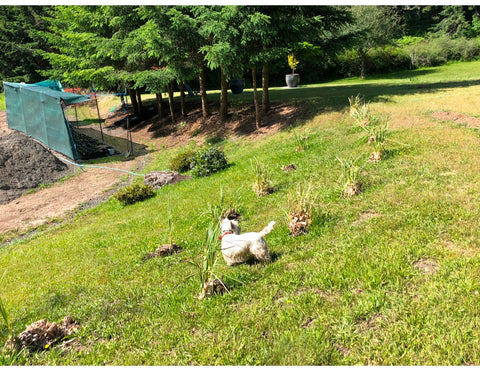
xmin=2 ymin=5 xmax=480 ymax=124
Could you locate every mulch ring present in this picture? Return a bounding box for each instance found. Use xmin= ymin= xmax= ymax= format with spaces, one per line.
xmin=142 ymin=243 xmax=183 ymax=261
xmin=431 ymin=111 xmax=480 ymax=128
xmin=7 ymin=316 xmax=79 ymax=352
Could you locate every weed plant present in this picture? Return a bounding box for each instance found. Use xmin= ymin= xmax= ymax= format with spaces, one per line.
xmin=294 ymin=129 xmax=310 ymax=151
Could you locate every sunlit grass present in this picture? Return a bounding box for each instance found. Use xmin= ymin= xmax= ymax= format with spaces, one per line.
xmin=3 ymin=61 xmax=480 ymax=364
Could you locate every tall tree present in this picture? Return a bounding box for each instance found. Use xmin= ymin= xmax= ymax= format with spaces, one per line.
xmin=249 ymin=6 xmax=351 ymax=114
xmin=41 ymin=6 xmax=148 ymax=116
xmin=239 ymin=8 xmax=271 ymax=128
xmin=431 ymin=5 xmax=480 ymax=38
xmin=0 ymin=6 xmax=50 ymax=85
xmin=346 ymin=6 xmax=404 ymax=79
xmin=195 ymin=6 xmax=245 ymax=123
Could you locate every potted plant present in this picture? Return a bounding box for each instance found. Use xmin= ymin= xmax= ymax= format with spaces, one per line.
xmin=228 ymin=78 xmax=245 ymax=94
xmin=285 ymin=53 xmax=300 ymax=88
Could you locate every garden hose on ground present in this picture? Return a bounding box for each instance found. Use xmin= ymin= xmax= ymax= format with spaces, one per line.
xmin=58 ymin=156 xmax=144 ymax=177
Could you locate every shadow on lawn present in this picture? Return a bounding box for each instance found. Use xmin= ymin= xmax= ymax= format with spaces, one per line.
xmin=116 ymin=76 xmax=480 ymax=144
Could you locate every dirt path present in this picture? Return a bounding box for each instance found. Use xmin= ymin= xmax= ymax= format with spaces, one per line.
xmin=0 ymin=161 xmax=141 ymax=234
xmin=0 ymin=111 xmax=146 ymax=235
xmin=0 ymin=99 xmax=301 ymax=237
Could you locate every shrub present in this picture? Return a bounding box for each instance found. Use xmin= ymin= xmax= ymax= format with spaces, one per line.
xmin=408 ymin=36 xmax=480 ymax=68
xmin=190 ymin=147 xmax=228 ymax=178
xmin=169 ymin=149 xmax=196 ymax=173
xmin=113 ymin=183 xmax=155 ymax=205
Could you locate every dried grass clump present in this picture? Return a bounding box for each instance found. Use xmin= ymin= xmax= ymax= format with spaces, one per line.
xmin=287 ymin=183 xmax=317 ymax=236
xmin=201 ymin=278 xmax=230 ymax=299
xmin=221 ymin=208 xmax=241 ymax=221
xmin=281 ymin=164 xmax=297 ymax=172
xmin=337 ymin=156 xmax=364 ymax=198
xmin=252 ymin=158 xmax=274 ymax=196
xmin=8 ymin=316 xmax=79 ymax=352
xmin=143 ymin=243 xmax=182 ymax=261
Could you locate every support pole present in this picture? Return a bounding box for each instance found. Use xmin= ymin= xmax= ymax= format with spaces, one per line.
xmin=74 ymin=104 xmax=79 ymax=128
xmin=95 ymin=95 xmax=104 ymax=142
xmin=126 ymin=117 xmax=133 ymax=157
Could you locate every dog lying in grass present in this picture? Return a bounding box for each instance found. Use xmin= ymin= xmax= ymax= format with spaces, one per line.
xmin=219 ymin=218 xmax=275 ymax=265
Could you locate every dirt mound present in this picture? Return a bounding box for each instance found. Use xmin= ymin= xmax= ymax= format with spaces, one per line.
xmin=8 ymin=316 xmax=79 ymax=352
xmin=0 ymin=131 xmax=75 ymax=205
xmin=144 ymin=171 xmax=191 ymax=189
xmin=432 ymin=111 xmax=480 ymax=128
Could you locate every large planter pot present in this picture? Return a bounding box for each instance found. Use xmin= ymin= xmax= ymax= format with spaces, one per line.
xmin=229 ymin=78 xmax=245 ymax=94
xmin=285 ymin=73 xmax=300 ymax=88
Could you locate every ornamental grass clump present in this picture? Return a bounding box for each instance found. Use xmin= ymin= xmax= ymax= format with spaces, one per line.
xmin=348 ymin=94 xmax=371 ymax=128
xmin=252 ymin=158 xmax=274 ymax=196
xmin=195 ymin=222 xmax=229 ymax=300
xmin=0 ymin=296 xmax=14 ymax=350
xmin=363 ymin=115 xmax=389 ymax=163
xmin=287 ymin=182 xmax=317 ymax=236
xmin=337 ymin=156 xmax=365 ymax=197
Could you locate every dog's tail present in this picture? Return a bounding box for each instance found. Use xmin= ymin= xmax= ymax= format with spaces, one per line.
xmin=259 ymin=221 xmax=276 ymax=238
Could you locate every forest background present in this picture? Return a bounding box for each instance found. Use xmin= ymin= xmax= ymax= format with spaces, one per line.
xmin=2 ymin=5 xmax=480 ymax=122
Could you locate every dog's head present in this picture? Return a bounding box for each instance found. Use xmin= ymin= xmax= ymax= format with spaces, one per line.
xmin=220 ymin=218 xmax=241 ymax=235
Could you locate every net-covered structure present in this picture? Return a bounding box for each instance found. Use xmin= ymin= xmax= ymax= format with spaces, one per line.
xmin=3 ymin=81 xmax=91 ymax=159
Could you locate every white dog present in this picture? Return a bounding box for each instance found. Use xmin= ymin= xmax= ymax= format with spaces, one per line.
xmin=219 ymin=218 xmax=275 ymax=265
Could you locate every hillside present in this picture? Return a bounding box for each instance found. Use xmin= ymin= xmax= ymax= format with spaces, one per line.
xmin=2 ymin=61 xmax=480 ymax=365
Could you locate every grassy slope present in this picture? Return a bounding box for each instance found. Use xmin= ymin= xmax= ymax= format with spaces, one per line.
xmin=3 ymin=61 xmax=480 ymax=365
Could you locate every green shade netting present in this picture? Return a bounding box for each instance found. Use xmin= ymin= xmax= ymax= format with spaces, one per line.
xmin=3 ymin=81 xmax=91 ymax=159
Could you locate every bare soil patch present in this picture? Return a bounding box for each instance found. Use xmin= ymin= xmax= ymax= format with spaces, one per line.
xmin=431 ymin=111 xmax=480 ymax=128
xmin=0 ymin=99 xmax=308 ymax=237
xmin=414 ymin=258 xmax=440 ymax=274
xmin=0 ymin=131 xmax=75 ymax=205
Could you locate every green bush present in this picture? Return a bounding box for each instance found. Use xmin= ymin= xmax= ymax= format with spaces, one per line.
xmin=190 ymin=147 xmax=228 ymax=178
xmin=113 ymin=183 xmax=155 ymax=206
xmin=408 ymin=37 xmax=480 ymax=68
xmin=169 ymin=149 xmax=196 ymax=173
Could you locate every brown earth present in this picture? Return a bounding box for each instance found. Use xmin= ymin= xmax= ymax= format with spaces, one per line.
xmin=0 ymin=99 xmax=306 ymax=237
xmin=431 ymin=110 xmax=480 ymax=128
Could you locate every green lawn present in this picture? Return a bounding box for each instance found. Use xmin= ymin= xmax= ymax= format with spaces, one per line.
xmin=3 ymin=60 xmax=480 ymax=365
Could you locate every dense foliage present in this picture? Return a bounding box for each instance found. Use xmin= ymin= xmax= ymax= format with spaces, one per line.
xmin=190 ymin=147 xmax=228 ymax=177
xmin=113 ymin=183 xmax=155 ymax=205
xmin=3 ymin=5 xmax=480 ymax=93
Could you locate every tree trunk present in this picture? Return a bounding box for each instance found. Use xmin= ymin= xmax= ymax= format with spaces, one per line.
xmin=199 ymin=62 xmax=210 ymax=118
xmin=220 ymin=66 xmax=228 ymax=123
xmin=155 ymin=93 xmax=164 ymax=119
xmin=359 ymin=49 xmax=367 ymax=79
xmin=128 ymin=88 xmax=139 ymax=116
xmin=136 ymin=88 xmax=143 ymax=116
xmin=262 ymin=61 xmax=270 ymax=114
xmin=167 ymin=81 xmax=176 ymax=123
xmin=252 ymin=66 xmax=261 ymax=129
xmin=180 ymin=81 xmax=186 ymax=119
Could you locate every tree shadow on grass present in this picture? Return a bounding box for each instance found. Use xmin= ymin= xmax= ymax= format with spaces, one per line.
xmin=101 ymin=76 xmax=480 ymax=147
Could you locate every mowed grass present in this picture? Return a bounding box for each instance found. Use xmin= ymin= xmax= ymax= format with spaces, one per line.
xmin=3 ymin=61 xmax=480 ymax=364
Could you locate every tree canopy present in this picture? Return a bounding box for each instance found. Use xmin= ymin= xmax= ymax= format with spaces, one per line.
xmin=3 ymin=5 xmax=480 ymax=118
